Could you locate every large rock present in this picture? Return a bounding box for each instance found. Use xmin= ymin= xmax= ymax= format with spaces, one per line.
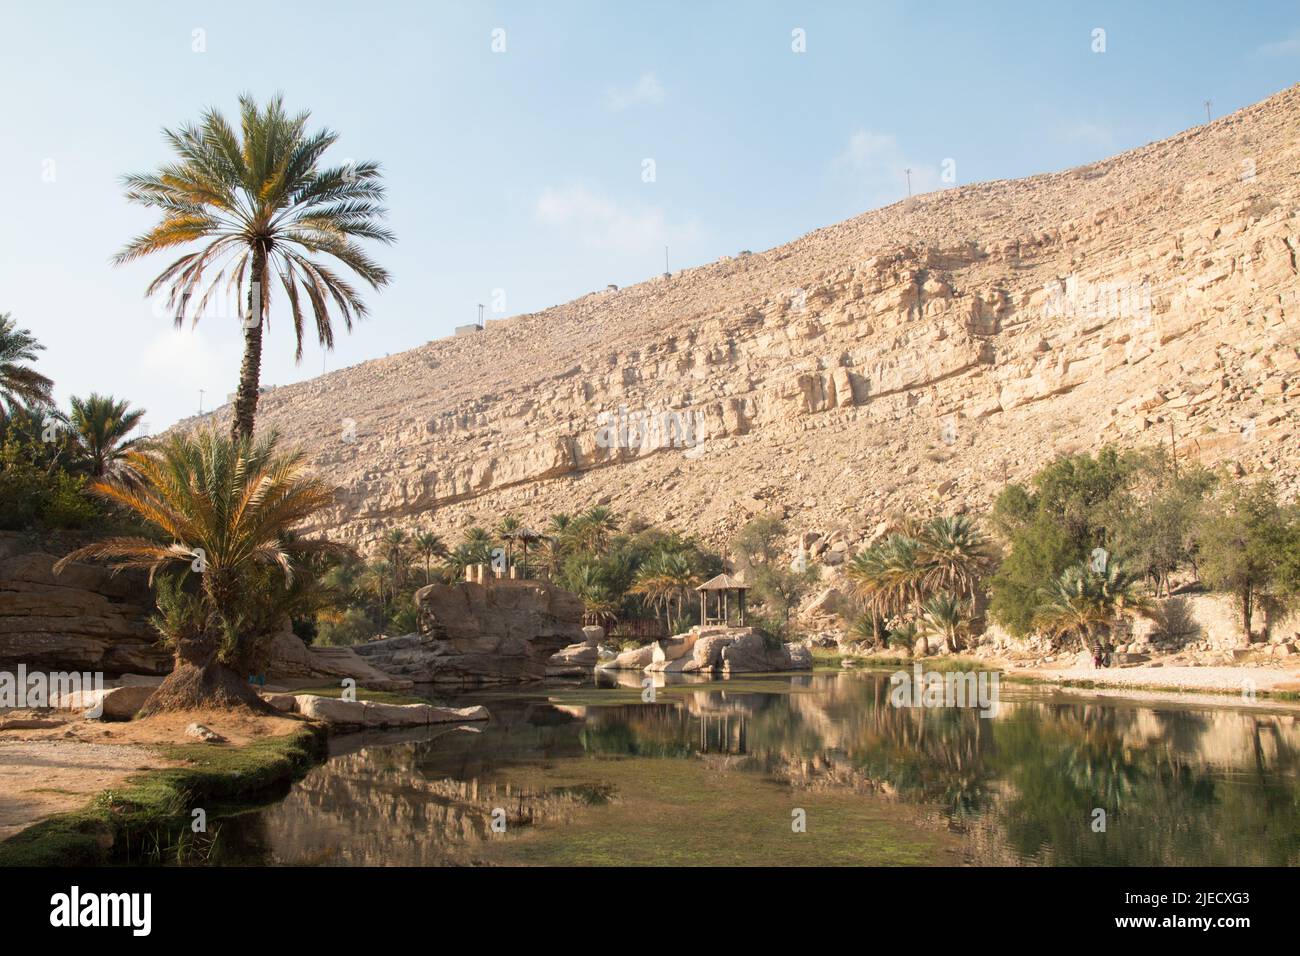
xmin=0 ymin=532 xmax=169 ymax=675
xmin=546 ymin=642 xmax=600 ymax=676
xmin=292 ymin=694 xmax=489 ymax=729
xmin=675 ymin=626 xmax=812 ymax=674
xmin=266 ymin=625 xmax=414 ymax=691
xmin=353 ymin=578 xmax=584 ymax=685
xmin=52 ymin=684 xmax=157 ymax=720
xmin=604 ymin=644 xmax=657 ymax=671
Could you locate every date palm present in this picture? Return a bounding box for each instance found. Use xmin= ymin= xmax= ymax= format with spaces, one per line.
xmin=53 ymin=428 xmax=345 ymax=712
xmin=114 ymin=94 xmax=394 ymax=442
xmin=68 ymin=393 xmax=146 ymax=476
xmin=918 ymin=592 xmax=972 ymax=654
xmin=0 ymin=313 xmax=54 ymax=415
xmin=1034 ymin=562 xmax=1149 ymax=657
xmin=918 ymin=515 xmax=996 ymax=603
xmin=413 ymin=531 xmax=447 ymax=585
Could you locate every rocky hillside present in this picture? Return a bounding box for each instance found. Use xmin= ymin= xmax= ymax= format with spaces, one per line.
xmin=188 ymin=85 xmax=1300 ymax=556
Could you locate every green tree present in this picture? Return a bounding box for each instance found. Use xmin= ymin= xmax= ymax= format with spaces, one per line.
xmin=1033 ymin=562 xmax=1148 ymax=658
xmin=67 ymin=393 xmax=145 ymax=476
xmin=55 ymin=428 xmax=346 ymax=711
xmin=413 ymin=531 xmax=447 ymax=585
xmin=1195 ymin=480 xmax=1294 ymax=638
xmin=918 ymin=592 xmax=973 ymax=654
xmin=115 ymin=94 xmax=394 ymax=441
xmin=0 ymin=313 xmax=55 ymax=415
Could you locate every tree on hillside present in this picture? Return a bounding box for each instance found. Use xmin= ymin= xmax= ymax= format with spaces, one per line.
xmin=732 ymin=513 xmax=786 ymax=568
xmin=1195 ymin=480 xmax=1295 ymax=639
xmin=918 ymin=593 xmax=973 ymax=654
xmin=115 ymin=94 xmax=394 ymax=442
xmin=0 ymin=313 xmax=55 ymax=415
xmin=54 ymin=428 xmax=346 ymax=712
xmin=68 ymin=393 xmax=145 ymax=476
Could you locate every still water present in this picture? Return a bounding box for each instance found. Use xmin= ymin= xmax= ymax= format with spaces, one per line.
xmin=209 ymin=670 xmax=1300 ymax=866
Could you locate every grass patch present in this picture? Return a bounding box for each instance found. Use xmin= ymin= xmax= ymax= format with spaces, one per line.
xmin=843 ymin=654 xmax=991 ymax=672
xmin=0 ymin=723 xmax=326 ymax=866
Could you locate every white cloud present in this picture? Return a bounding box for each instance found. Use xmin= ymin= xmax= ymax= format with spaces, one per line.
xmin=833 ymin=130 xmax=941 ymax=203
xmin=1058 ymin=121 xmax=1115 ymax=150
xmin=605 ymin=72 xmax=665 ymax=111
xmin=534 ymin=184 xmax=701 ymax=253
xmin=1259 ymin=33 xmax=1300 ymax=56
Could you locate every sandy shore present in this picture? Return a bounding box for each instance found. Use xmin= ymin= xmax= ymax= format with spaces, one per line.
xmin=1005 ymin=663 xmax=1300 ymax=697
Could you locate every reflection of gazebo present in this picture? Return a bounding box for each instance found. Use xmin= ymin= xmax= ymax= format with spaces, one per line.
xmin=696 ymin=573 xmax=748 ymax=626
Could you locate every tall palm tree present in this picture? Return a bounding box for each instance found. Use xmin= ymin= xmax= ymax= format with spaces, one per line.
xmin=54 ymin=428 xmax=344 ymax=711
xmin=579 ymin=505 xmax=619 ymax=555
xmin=67 ymin=393 xmax=146 ymax=476
xmin=630 ymin=554 xmax=676 ymax=626
xmin=379 ymin=530 xmax=408 ymax=598
xmin=917 ymin=515 xmax=996 ymax=603
xmin=114 ymin=94 xmax=394 ymax=441
xmin=846 ymin=532 xmax=927 ymax=627
xmin=0 ymin=313 xmax=54 ymax=415
xmin=496 ymin=513 xmax=522 ymax=568
xmin=413 ymin=531 xmax=447 ymax=585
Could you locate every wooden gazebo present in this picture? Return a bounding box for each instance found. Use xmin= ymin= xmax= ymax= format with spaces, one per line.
xmin=696 ymin=573 xmax=748 ymax=626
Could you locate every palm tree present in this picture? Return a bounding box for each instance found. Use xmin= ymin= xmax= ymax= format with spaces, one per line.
xmin=846 ymin=533 xmax=928 ymax=628
xmin=578 ymin=505 xmax=619 ymax=554
xmin=413 ymin=531 xmax=447 ymax=585
xmin=0 ymin=313 xmax=54 ymax=415
xmin=1033 ymin=562 xmax=1149 ymax=659
xmin=630 ymin=554 xmax=676 ymax=626
xmin=496 ymin=513 xmax=522 ymax=568
xmin=54 ymin=428 xmax=345 ymax=711
xmin=114 ymin=94 xmax=394 ymax=441
xmin=918 ymin=593 xmax=972 ymax=654
xmin=566 ymin=564 xmax=619 ymax=628
xmin=67 ymin=393 xmax=146 ymax=476
xmin=917 ymin=515 xmax=996 ymax=603
xmin=380 ymin=528 xmax=409 ymax=595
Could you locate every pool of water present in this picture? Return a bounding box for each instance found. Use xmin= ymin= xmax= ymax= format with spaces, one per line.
xmin=205 ymin=669 xmax=1300 ymax=866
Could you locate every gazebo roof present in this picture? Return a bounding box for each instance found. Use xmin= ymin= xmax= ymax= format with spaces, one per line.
xmin=696 ymin=573 xmax=748 ymax=591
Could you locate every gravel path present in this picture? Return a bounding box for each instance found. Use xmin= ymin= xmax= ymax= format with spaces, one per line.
xmin=1011 ymin=664 xmax=1300 ymax=694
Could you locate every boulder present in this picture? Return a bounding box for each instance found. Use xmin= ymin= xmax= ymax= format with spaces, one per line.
xmin=292 ymin=694 xmax=490 ymax=729
xmin=53 ymin=684 xmax=156 ymax=720
xmin=604 ymin=644 xmax=657 ymax=670
xmin=185 ymin=723 xmax=227 ymax=743
xmin=353 ymin=579 xmax=583 ymax=685
xmin=581 ymin=626 xmax=605 ymax=647
xmin=546 ymin=642 xmax=599 ymax=676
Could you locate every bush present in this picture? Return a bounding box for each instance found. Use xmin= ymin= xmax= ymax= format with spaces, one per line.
xmin=315 ymin=608 xmax=378 ymax=647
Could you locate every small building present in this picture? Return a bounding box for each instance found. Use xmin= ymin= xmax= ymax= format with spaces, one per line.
xmin=696 ymin=573 xmax=749 ymax=627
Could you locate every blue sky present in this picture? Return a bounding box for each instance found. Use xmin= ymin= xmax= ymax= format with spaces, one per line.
xmin=1 ymin=0 xmax=1297 ymax=431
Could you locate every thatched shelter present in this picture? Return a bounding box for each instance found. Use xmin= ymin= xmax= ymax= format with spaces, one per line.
xmin=696 ymin=573 xmax=748 ymax=626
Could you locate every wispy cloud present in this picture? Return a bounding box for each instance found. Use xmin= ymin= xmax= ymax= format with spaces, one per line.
xmin=604 ymin=72 xmax=665 ymax=111
xmin=833 ymin=129 xmax=941 ymax=204
xmin=1057 ymin=121 xmax=1115 ymax=150
xmin=1258 ymin=32 xmax=1300 ymax=56
xmin=534 ymin=184 xmax=702 ymax=255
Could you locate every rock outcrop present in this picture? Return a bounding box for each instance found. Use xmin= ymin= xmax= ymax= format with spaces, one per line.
xmin=0 ymin=533 xmax=168 ymax=675
xmin=353 ymin=578 xmax=584 ymax=685
xmin=181 ymin=86 xmax=1300 ymax=556
xmin=607 ymin=625 xmax=813 ymax=675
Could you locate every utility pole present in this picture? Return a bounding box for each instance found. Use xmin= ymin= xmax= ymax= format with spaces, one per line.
xmin=198 ymin=389 xmax=205 ymax=415
xmin=904 ymin=168 xmax=913 ymax=197
xmin=477 ymin=303 xmax=485 ymax=329
xmin=663 ymin=245 xmax=670 ymax=278
xmin=1204 ymin=100 xmax=1212 ymax=123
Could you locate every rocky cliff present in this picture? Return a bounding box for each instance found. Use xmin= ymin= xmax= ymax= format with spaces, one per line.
xmin=186 ymin=85 xmax=1300 ymax=555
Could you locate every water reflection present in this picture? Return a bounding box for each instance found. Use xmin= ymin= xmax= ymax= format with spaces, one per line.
xmin=211 ymin=671 xmax=1300 ymax=866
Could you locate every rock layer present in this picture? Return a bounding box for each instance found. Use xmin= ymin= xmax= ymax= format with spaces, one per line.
xmin=182 ymin=86 xmax=1300 ymax=554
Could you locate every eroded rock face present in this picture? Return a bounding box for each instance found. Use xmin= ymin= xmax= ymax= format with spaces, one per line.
xmin=354 ymin=579 xmax=584 ymax=685
xmin=0 ymin=533 xmax=169 ymax=675
xmin=182 ymin=86 xmax=1300 ymax=555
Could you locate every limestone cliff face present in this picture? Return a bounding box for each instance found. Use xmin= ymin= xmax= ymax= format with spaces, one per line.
xmin=187 ymin=86 xmax=1300 ymax=553
xmin=0 ymin=533 xmax=169 ymax=675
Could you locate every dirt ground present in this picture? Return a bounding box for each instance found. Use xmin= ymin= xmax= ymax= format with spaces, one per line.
xmin=0 ymin=708 xmax=304 ymax=841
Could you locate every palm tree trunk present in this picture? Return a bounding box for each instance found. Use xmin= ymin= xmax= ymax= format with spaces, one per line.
xmin=231 ymin=246 xmax=267 ymax=443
